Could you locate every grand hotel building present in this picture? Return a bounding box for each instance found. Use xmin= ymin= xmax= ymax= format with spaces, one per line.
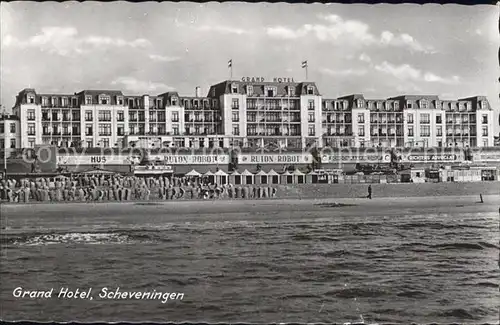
xmin=1 ymin=79 xmax=495 ymax=151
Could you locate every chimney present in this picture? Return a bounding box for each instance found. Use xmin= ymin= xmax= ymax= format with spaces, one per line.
xmin=195 ymin=86 xmax=201 ymax=97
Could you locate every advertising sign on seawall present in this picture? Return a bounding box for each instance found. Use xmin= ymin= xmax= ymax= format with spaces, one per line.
xmin=321 ymin=153 xmax=391 ymax=163
xmin=400 ymin=153 xmax=462 ymax=163
xmin=57 ymin=155 xmax=137 ymax=165
xmin=238 ymin=154 xmax=313 ymax=164
xmin=471 ymin=151 xmax=500 ymax=162
xmin=148 ymin=154 xmax=229 ymax=165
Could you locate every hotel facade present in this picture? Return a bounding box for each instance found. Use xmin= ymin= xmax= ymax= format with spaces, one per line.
xmin=2 ymin=78 xmax=495 ymax=151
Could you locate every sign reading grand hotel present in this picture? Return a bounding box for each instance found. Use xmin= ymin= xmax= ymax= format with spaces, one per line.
xmin=149 ymin=154 xmax=229 ymax=165
xmin=241 ymin=77 xmax=295 ymax=83
xmin=238 ymin=154 xmax=312 ymax=164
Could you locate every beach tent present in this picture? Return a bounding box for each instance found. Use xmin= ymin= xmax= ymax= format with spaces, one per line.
xmin=214 ymin=169 xmax=228 ymax=185
xmin=240 ymin=169 xmax=254 ymax=185
xmin=203 ymin=170 xmax=215 ymax=184
xmin=186 ymin=169 xmax=202 ymax=177
xmin=306 ymin=170 xmax=319 ymax=184
xmin=267 ymin=169 xmax=280 ymax=184
xmin=280 ymin=170 xmax=293 ymax=184
xmin=254 ymin=170 xmax=269 ymax=185
xmin=228 ymin=170 xmax=242 ymax=185
xmin=293 ymin=169 xmax=306 ymax=184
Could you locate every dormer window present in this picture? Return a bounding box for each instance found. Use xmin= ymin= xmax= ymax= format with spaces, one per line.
xmin=27 ymin=94 xmax=35 ymax=104
xmin=246 ymin=85 xmax=253 ymax=96
xmin=41 ymin=97 xmax=49 ymax=107
xmin=51 ymin=97 xmax=57 ymax=106
xmin=385 ymin=102 xmax=391 ymax=111
xmin=288 ymin=86 xmax=295 ymax=97
xmin=357 ymin=99 xmax=364 ymax=108
xmin=466 ymin=102 xmax=471 ymax=111
xmin=406 ymin=100 xmax=412 ymax=109
xmin=435 ymin=101 xmax=441 ymax=109
xmin=367 ymin=101 xmax=373 ymax=109
xmin=211 ymin=88 xmax=216 ymax=97
xmin=343 ymin=101 xmax=348 ymax=110
xmin=171 ymin=97 xmax=178 ymax=106
xmin=394 ymin=101 xmax=399 ymax=110
xmin=265 ymin=86 xmax=277 ymax=97
xmin=481 ymin=100 xmax=488 ymax=109
xmin=231 ymin=83 xmax=238 ymax=94
xmin=117 ymin=96 xmax=124 ymax=105
xmin=420 ymin=99 xmax=428 ymax=109
xmin=99 ymin=95 xmax=110 ymax=105
xmin=85 ymin=96 xmax=92 ymax=105
xmin=376 ymin=102 xmax=382 ymax=110
xmin=307 ymin=85 xmax=314 ymax=95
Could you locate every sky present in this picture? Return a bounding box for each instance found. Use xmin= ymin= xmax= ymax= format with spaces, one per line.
xmin=1 ymin=2 xmax=498 ymax=132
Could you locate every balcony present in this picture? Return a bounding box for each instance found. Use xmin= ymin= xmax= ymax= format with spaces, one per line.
xmin=53 ymin=132 xmax=61 ymax=136
xmin=27 ymin=132 xmax=36 ymax=136
xmin=99 ymin=133 xmax=112 ymax=136
xmin=129 ymin=118 xmax=138 ymax=122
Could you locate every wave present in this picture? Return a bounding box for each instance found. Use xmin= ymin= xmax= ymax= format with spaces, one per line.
xmin=397 ymin=221 xmax=489 ymax=230
xmin=325 ymin=287 xmax=390 ymax=299
xmin=430 ymin=242 xmax=499 ymax=250
xmin=433 ymin=307 xmax=491 ymax=320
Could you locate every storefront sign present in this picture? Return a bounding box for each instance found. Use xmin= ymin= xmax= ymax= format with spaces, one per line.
xmin=57 ymin=155 xmax=137 ymax=165
xmin=321 ymin=154 xmax=391 ymax=163
xmin=241 ymin=77 xmax=295 ymax=83
xmin=148 ymin=154 xmax=229 ymax=165
xmin=238 ymin=154 xmax=312 ymax=164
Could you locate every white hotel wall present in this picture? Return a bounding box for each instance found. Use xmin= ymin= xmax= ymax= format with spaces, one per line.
xmin=476 ymin=110 xmax=494 ymax=147
xmin=80 ymin=104 xmax=129 ymax=148
xmin=351 ymin=108 xmax=370 ymax=147
xmin=300 ymin=95 xmax=323 ymax=147
xmin=404 ymin=109 xmax=442 ymax=147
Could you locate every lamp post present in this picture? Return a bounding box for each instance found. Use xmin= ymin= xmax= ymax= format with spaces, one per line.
xmin=1 ymin=105 xmax=6 ymax=176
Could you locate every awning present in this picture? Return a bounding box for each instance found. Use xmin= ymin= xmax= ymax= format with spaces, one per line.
xmin=185 ymin=169 xmax=202 ymax=176
xmin=240 ymin=169 xmax=254 ymax=176
xmin=229 ymin=170 xmax=241 ymax=175
xmin=255 ymin=170 xmax=268 ymax=176
xmin=267 ymin=169 xmax=280 ymax=176
xmin=214 ymin=169 xmax=228 ymax=176
xmin=281 ymin=170 xmax=292 ymax=175
xmin=293 ymin=169 xmax=305 ymax=175
xmin=204 ymin=170 xmax=215 ymax=176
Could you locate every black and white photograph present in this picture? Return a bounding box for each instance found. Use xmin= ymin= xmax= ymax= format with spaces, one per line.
xmin=0 ymin=1 xmax=499 ymax=324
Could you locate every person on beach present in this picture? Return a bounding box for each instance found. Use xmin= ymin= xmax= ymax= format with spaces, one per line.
xmin=367 ymin=185 xmax=372 ymax=199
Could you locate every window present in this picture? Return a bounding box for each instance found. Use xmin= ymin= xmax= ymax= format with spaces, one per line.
xmin=407 ymin=113 xmax=414 ymax=124
xmin=307 ymin=112 xmax=315 ymax=123
xmin=406 ymin=100 xmax=413 ymax=109
xmin=231 ymin=84 xmax=238 ymax=94
xmin=482 ymin=101 xmax=488 ymax=109
xmin=357 ymin=99 xmax=363 ymax=108
xmin=0 ymin=123 xmax=3 ymax=133
xmin=117 ymin=97 xmax=123 ymax=105
xmin=232 ymin=125 xmax=240 ymax=136
xmin=171 ymin=97 xmax=178 ymax=106
xmin=85 ymin=96 xmax=92 ymax=105
xmin=28 ymin=138 xmax=35 ymax=148
xmin=232 ymin=98 xmax=239 ymax=109
xmin=307 ymin=86 xmax=314 ymax=95
xmin=98 ymin=110 xmax=111 ymax=121
xmin=436 ymin=126 xmax=442 ymax=136
xmin=308 ymin=125 xmax=315 ymax=136
xmin=85 ymin=124 xmax=93 ymax=136
xmin=436 ymin=114 xmax=442 ymax=124
xmin=0 ymin=139 xmax=3 ymax=148
xmin=408 ymin=126 xmax=414 ymax=136
xmin=10 ymin=123 xmax=15 ymax=133
xmin=10 ymin=139 xmax=16 ymax=148
xmin=98 ymin=124 xmax=112 ymax=136
xmin=28 ymin=123 xmax=36 ymax=136
xmin=27 ymin=110 xmax=35 ymax=121
xmin=85 ymin=111 xmax=93 ymax=121
xmin=358 ymin=126 xmax=365 ymax=136
xmin=117 ymin=111 xmax=124 ymax=122
xmin=72 ymin=111 xmax=80 ymax=121
xmin=482 ymin=114 xmax=488 ymax=124
xmin=117 ymin=125 xmax=124 ymax=136
xmin=172 ymin=125 xmax=179 ymax=135
xmin=420 ymin=125 xmax=430 ymax=137
xmin=394 ymin=101 xmax=399 ymax=110
xmin=99 ymin=96 xmax=109 ymax=105
xmin=42 ymin=97 xmax=49 ymax=107
xmin=172 ymin=111 xmax=179 ymax=122
xmin=232 ymin=111 xmax=239 ymax=122
xmin=420 ymin=113 xmax=430 ymax=124
xmin=288 ymin=86 xmax=295 ymax=96
xmin=246 ymin=85 xmax=253 ymax=95
xmin=102 ymin=139 xmax=110 ymax=148
xmin=482 ymin=126 xmax=488 ymax=136
xmin=308 ymin=100 xmax=315 ymax=110
xmin=483 ymin=139 xmax=488 ymax=147
xmin=357 ymin=113 xmax=365 ymax=123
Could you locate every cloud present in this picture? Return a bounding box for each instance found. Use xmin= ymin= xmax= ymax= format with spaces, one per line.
xmin=380 ymin=31 xmax=433 ymax=53
xmin=320 ymin=67 xmax=367 ymax=76
xmin=148 ymin=54 xmax=180 ymax=62
xmin=111 ymin=77 xmax=174 ymax=94
xmin=267 ymin=14 xmax=432 ymax=53
xmin=375 ymin=61 xmax=460 ymax=84
xmin=194 ymin=25 xmax=250 ymax=35
xmin=3 ymin=26 xmax=151 ymax=56
xmin=359 ymin=53 xmax=371 ymax=63
xmin=375 ymin=61 xmax=421 ymax=80
xmin=475 ymin=29 xmax=482 ymax=35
